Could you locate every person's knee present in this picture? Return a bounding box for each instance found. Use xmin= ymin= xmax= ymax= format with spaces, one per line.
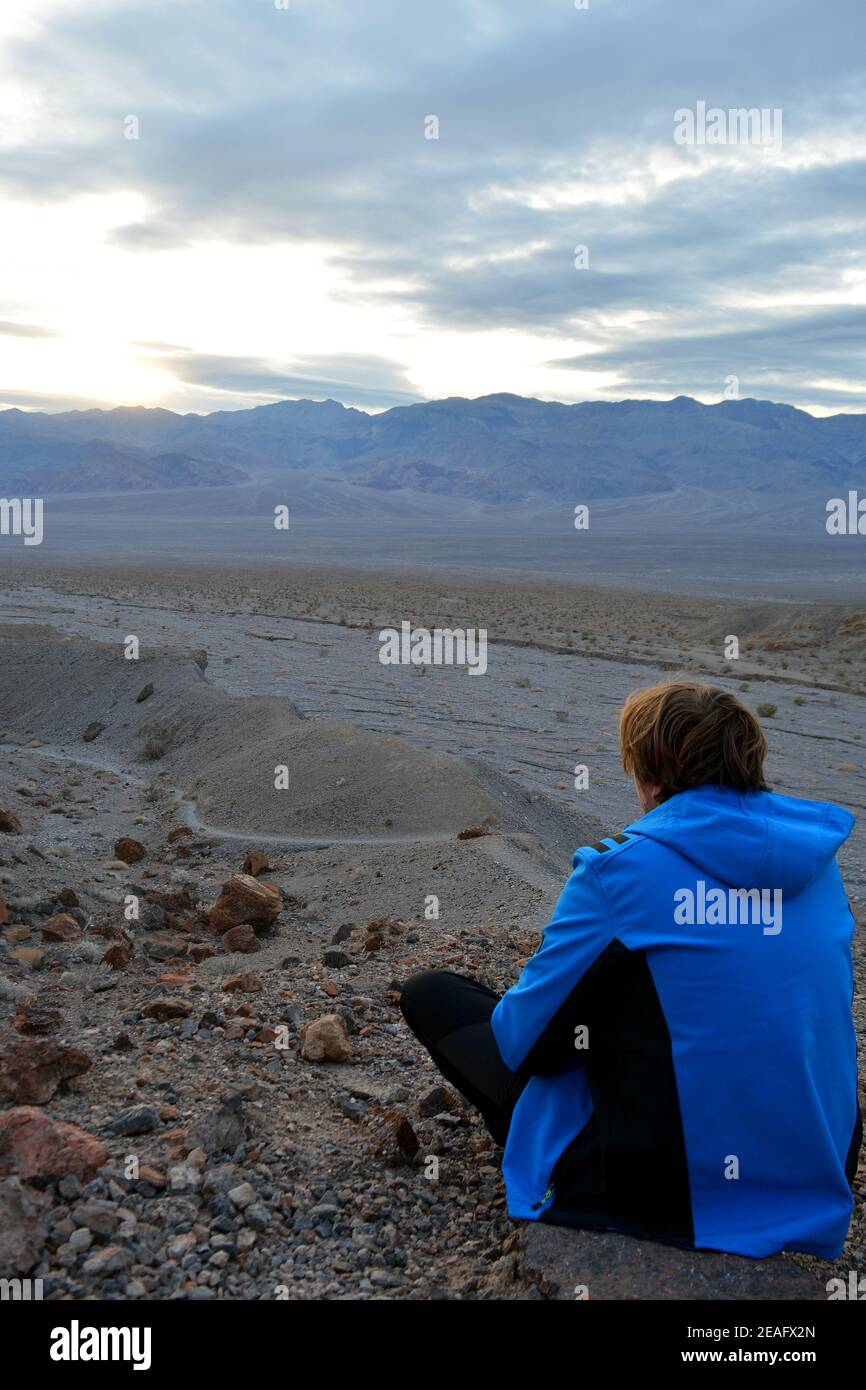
xmin=399 ymin=969 xmax=453 ymax=1035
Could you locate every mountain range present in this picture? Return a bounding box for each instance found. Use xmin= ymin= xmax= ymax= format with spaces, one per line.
xmin=1 ymin=393 xmax=864 ymax=504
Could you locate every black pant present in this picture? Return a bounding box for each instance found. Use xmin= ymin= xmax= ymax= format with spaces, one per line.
xmin=399 ymin=970 xmax=527 ymax=1145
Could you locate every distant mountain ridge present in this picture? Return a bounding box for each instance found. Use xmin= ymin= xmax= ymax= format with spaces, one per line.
xmin=1 ymin=393 xmax=864 ymax=502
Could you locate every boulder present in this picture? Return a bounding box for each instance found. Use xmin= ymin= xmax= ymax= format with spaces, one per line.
xmin=516 ymin=1223 xmax=825 ymax=1300
xmin=208 ymin=874 xmax=282 ymax=934
xmin=0 ymin=1038 xmax=92 ymax=1105
xmin=0 ymin=1107 xmax=107 ymax=1184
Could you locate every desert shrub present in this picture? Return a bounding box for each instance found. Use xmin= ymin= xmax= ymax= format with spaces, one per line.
xmin=757 ymin=703 xmax=777 ymax=718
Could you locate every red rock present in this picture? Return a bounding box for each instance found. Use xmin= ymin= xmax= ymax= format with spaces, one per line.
xmin=145 ymin=886 xmax=196 ymax=913
xmin=189 ymin=944 xmax=215 ymax=962
xmin=166 ymin=825 xmax=193 ymax=843
xmin=242 ymin=850 xmax=269 ymax=877
xmin=102 ymin=942 xmax=131 ymax=969
xmin=88 ymin=922 xmax=127 ymax=943
xmin=221 ymin=971 xmax=263 ymax=994
xmin=0 ymin=1107 xmax=106 ymax=1183
xmin=56 ymin=887 xmax=79 ymax=908
xmin=137 ymin=1164 xmax=167 ymax=1188
xmin=140 ymin=996 xmax=193 ymax=1021
xmin=0 ymin=808 xmax=22 ymax=834
xmin=457 ymin=826 xmax=487 ymax=840
xmin=208 ymin=874 xmax=282 ymax=935
xmin=254 ymin=1026 xmax=279 ymax=1044
xmin=299 ymin=1013 xmax=350 ymax=1063
xmin=114 ymin=836 xmax=146 ymax=864
xmin=41 ymin=913 xmax=82 ymax=943
xmin=364 ymin=1105 xmax=420 ymax=1162
xmin=0 ymin=1038 xmax=92 ymax=1105
xmin=0 ymin=896 xmax=9 ymax=925
xmin=13 ymin=997 xmax=62 ymax=1037
xmin=219 ymin=923 xmax=261 ymax=955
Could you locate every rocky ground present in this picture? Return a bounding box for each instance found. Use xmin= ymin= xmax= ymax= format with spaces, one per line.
xmin=0 ymin=735 xmax=569 ymax=1301
xmin=0 ymin=560 xmax=863 ymax=1301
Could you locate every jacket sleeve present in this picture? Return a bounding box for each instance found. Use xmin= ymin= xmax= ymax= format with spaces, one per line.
xmin=491 ymin=852 xmax=617 ymax=1076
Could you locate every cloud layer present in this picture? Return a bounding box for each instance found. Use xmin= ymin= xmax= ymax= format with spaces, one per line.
xmin=1 ymin=0 xmax=865 ymax=413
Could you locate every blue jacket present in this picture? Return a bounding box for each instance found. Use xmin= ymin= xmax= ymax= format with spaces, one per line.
xmin=491 ymin=785 xmax=861 ymax=1258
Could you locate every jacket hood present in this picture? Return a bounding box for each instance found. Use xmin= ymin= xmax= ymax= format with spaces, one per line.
xmin=625 ymin=784 xmax=854 ymax=898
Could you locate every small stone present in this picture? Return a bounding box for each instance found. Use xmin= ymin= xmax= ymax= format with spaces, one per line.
xmin=0 ymin=808 xmax=23 ymax=834
xmin=82 ymin=722 xmax=106 ymax=743
xmin=141 ymin=996 xmax=193 ymax=1021
xmin=186 ymin=1098 xmax=245 ymax=1156
xmin=322 ymin=948 xmax=350 ymax=968
xmin=81 ymin=1243 xmax=130 ymax=1276
xmin=418 ymin=1084 xmax=463 ymax=1119
xmin=228 ymin=1181 xmax=256 ymax=1209
xmin=219 ymin=924 xmax=260 ymax=955
xmin=244 ymin=1203 xmax=270 ymax=1231
xmin=72 ymin=1200 xmax=118 ymax=1236
xmin=168 ymin=1165 xmax=201 ymax=1193
xmin=41 ymin=912 xmax=82 ymax=942
xmin=102 ymin=942 xmax=131 ymax=969
xmin=220 ymin=972 xmax=262 ymax=994
xmin=365 ymin=1106 xmax=420 ymax=1164
xmin=299 ymin=1013 xmax=350 ymax=1063
xmin=110 ymin=1104 xmax=159 ymax=1137
xmin=135 ymin=683 xmax=154 ymax=703
xmin=241 ymin=850 xmax=269 ymax=877
xmin=7 ymin=946 xmax=43 ymax=968
xmin=114 ymin=837 xmax=146 ymax=864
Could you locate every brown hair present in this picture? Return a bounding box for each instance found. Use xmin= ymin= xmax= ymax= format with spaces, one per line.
xmin=619 ymin=681 xmax=769 ymax=799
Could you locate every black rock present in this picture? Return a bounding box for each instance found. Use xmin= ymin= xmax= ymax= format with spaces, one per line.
xmin=110 ymin=1104 xmax=160 ymax=1137
xmin=135 ymin=684 xmax=155 ymax=704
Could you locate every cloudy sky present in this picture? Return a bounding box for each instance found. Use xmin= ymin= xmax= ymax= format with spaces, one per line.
xmin=1 ymin=0 xmax=865 ymax=416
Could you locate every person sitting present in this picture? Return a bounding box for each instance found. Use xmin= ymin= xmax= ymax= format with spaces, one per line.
xmin=400 ymin=680 xmax=861 ymax=1258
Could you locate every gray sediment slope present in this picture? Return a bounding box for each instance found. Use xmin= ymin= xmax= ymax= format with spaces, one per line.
xmin=0 ymin=622 xmax=595 ymax=854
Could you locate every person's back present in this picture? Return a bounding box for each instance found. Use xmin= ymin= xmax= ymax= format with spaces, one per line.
xmin=493 ymin=781 xmax=860 ymax=1256
xmin=401 ymin=680 xmax=861 ymax=1259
